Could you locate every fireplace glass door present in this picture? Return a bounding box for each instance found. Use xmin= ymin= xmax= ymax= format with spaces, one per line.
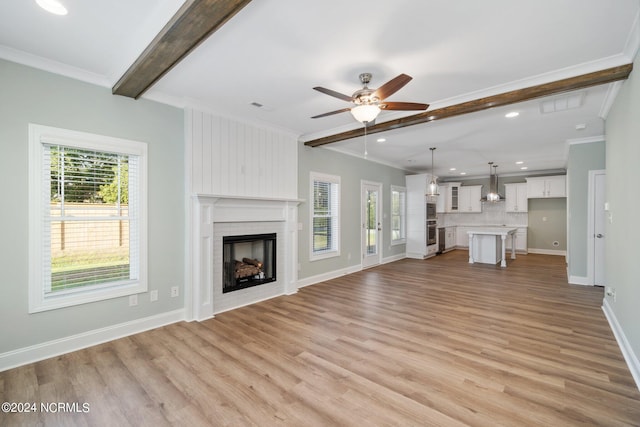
xmin=223 ymin=233 xmax=276 ymax=293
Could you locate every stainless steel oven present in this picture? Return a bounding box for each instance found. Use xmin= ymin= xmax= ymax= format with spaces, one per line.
xmin=427 ymin=220 xmax=437 ymax=246
xmin=426 ymin=202 xmax=437 ymax=246
xmin=426 ymin=202 xmax=437 ymax=221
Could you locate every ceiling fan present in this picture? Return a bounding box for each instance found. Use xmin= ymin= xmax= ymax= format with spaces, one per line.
xmin=311 ymin=73 xmax=429 ymax=123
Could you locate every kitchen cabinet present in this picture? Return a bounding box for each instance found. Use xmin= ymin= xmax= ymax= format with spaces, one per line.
xmin=504 ymin=183 xmax=528 ymax=212
xmin=405 ymin=174 xmax=437 ymax=259
xmin=444 ymin=227 xmax=456 ymax=251
xmin=455 ymin=225 xmax=524 ymax=251
xmin=458 ymin=185 xmax=482 ymax=212
xmin=505 ymin=227 xmax=528 ymax=253
xmin=436 ymin=183 xmax=448 ymax=213
xmin=526 ymin=175 xmax=566 ymax=198
xmin=443 ymin=182 xmax=461 ymax=212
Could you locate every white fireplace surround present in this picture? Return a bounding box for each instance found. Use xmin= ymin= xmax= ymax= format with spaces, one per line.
xmin=189 ymin=195 xmax=301 ymax=321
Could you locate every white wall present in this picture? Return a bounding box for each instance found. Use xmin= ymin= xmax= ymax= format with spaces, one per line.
xmin=186 ymin=108 xmax=298 ymax=198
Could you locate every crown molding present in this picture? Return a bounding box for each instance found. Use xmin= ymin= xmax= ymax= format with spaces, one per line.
xmin=567 ymin=135 xmax=606 ymax=145
xmin=0 ymin=44 xmax=110 ymax=88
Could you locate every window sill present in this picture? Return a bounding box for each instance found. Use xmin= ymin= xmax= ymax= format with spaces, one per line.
xmin=29 ymin=281 xmax=147 ymax=313
xmin=310 ymin=250 xmax=340 ymax=262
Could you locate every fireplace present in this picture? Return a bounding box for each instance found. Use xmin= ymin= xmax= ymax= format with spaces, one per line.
xmin=190 ymin=195 xmax=300 ymax=320
xmin=223 ymin=233 xmax=276 ymax=293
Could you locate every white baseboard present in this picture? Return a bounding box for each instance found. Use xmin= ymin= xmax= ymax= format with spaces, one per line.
xmin=213 ymin=293 xmax=286 ymax=315
xmin=382 ymin=253 xmax=406 ymax=264
xmin=297 ymin=264 xmax=362 ymax=288
xmin=0 ymin=309 xmax=185 ymax=373
xmin=568 ymin=275 xmax=590 ymax=286
xmin=528 ymin=248 xmax=567 ymax=256
xmin=602 ymin=299 xmax=640 ymax=392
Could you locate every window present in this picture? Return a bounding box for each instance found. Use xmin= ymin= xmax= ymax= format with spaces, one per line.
xmin=310 ymin=172 xmax=340 ymax=260
xmin=29 ymin=124 xmax=147 ymax=312
xmin=391 ymin=185 xmax=406 ymax=244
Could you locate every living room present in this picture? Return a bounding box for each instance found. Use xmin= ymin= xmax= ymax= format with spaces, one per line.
xmin=1 ymin=1 xmax=639 ymax=425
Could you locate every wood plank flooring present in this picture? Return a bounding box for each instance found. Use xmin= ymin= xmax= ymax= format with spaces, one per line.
xmin=2 ymin=251 xmax=640 ymax=426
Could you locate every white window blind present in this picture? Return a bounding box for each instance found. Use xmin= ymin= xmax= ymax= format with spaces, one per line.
xmin=29 ymin=124 xmax=147 ymax=312
xmin=43 ymin=145 xmax=136 ymax=294
xmin=311 ymin=172 xmax=340 ymax=259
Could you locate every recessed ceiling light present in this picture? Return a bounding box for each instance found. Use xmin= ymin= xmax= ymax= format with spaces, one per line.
xmin=575 ymin=123 xmax=587 ymax=130
xmin=505 ymin=111 xmax=519 ymax=118
xmin=515 ymin=161 xmax=524 ymax=165
xmin=36 ymin=0 xmax=68 ymax=15
xmin=449 ymin=167 xmax=456 ymax=171
xmin=376 ymin=138 xmax=386 ymax=143
xmin=520 ymin=166 xmax=528 ymax=170
xmin=460 ymin=172 xmax=466 ymax=175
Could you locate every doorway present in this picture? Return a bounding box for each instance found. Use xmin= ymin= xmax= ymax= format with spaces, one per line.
xmin=362 ymin=181 xmax=382 ymax=269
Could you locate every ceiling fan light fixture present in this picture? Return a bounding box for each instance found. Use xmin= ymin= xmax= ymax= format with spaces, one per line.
xmin=351 ymin=104 xmax=380 ymax=124
xmin=36 ymin=0 xmax=68 ymax=15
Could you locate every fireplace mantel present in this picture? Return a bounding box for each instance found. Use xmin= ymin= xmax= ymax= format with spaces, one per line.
xmin=188 ymin=194 xmax=301 ymax=321
xmin=195 ymin=194 xmax=304 ymax=203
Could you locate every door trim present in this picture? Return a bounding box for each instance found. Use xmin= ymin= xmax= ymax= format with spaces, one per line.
xmin=361 ymin=180 xmax=383 ymax=269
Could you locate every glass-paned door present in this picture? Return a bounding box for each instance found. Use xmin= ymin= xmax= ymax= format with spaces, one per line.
xmin=362 ymin=182 xmax=382 ymax=268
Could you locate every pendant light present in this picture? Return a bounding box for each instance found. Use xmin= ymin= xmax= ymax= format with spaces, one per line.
xmin=426 ymin=147 xmax=439 ymax=196
xmin=486 ymin=162 xmax=501 ymax=202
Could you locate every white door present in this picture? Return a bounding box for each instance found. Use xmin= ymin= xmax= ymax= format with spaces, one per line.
xmin=362 ymin=182 xmax=382 ymax=268
xmin=593 ymin=172 xmax=606 ymax=285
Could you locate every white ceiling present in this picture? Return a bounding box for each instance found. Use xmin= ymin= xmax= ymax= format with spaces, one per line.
xmin=1 ymin=0 xmax=639 ymax=178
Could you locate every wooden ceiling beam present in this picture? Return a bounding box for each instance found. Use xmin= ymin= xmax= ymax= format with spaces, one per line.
xmin=303 ymin=63 xmax=633 ymax=148
xmin=112 ymin=0 xmax=252 ymax=99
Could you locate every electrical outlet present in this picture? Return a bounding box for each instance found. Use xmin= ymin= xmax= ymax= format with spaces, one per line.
xmin=171 ymin=286 xmax=179 ymax=298
xmin=150 ymin=290 xmax=158 ymax=302
xmin=606 ymin=287 xmax=617 ymax=302
xmin=129 ymin=294 xmax=138 ymax=306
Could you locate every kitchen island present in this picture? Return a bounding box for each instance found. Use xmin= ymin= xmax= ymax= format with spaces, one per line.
xmin=467 ymin=227 xmax=517 ymax=267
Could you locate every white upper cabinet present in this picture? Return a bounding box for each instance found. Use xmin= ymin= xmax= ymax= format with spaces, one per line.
xmin=526 ymin=175 xmax=566 ymax=198
xmin=436 ymin=183 xmax=447 ymax=213
xmin=458 ymin=185 xmax=482 ymax=212
xmin=445 ymin=182 xmax=461 ymax=213
xmin=504 ymin=183 xmax=528 ymax=212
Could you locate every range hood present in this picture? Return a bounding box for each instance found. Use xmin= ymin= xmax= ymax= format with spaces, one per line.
xmin=482 ymin=162 xmax=504 ymax=202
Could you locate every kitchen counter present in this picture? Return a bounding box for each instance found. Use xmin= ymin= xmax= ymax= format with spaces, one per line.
xmin=467 ymin=227 xmax=517 ymax=267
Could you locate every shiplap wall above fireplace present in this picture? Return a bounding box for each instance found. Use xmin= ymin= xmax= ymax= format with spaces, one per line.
xmin=187 ymin=108 xmax=298 ymax=199
xmin=185 ymin=108 xmax=300 ymax=320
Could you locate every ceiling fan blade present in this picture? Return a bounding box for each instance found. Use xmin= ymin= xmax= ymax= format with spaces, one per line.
xmin=311 ymin=107 xmax=352 ymax=119
xmin=380 ymin=101 xmax=429 ymax=111
xmin=373 ymin=74 xmax=412 ymax=100
xmin=313 ymin=86 xmax=353 ymax=102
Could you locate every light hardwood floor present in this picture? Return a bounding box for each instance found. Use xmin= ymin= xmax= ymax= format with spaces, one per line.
xmin=2 ymin=251 xmax=640 ymax=426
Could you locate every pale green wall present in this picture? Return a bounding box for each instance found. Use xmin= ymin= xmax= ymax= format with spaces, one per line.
xmin=605 ymin=51 xmax=640 ymax=362
xmin=0 ymin=59 xmax=184 ymax=353
xmin=527 ymin=198 xmax=567 ymax=251
xmin=298 ymin=147 xmax=407 ymax=279
xmin=567 ymin=141 xmax=606 ymax=278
